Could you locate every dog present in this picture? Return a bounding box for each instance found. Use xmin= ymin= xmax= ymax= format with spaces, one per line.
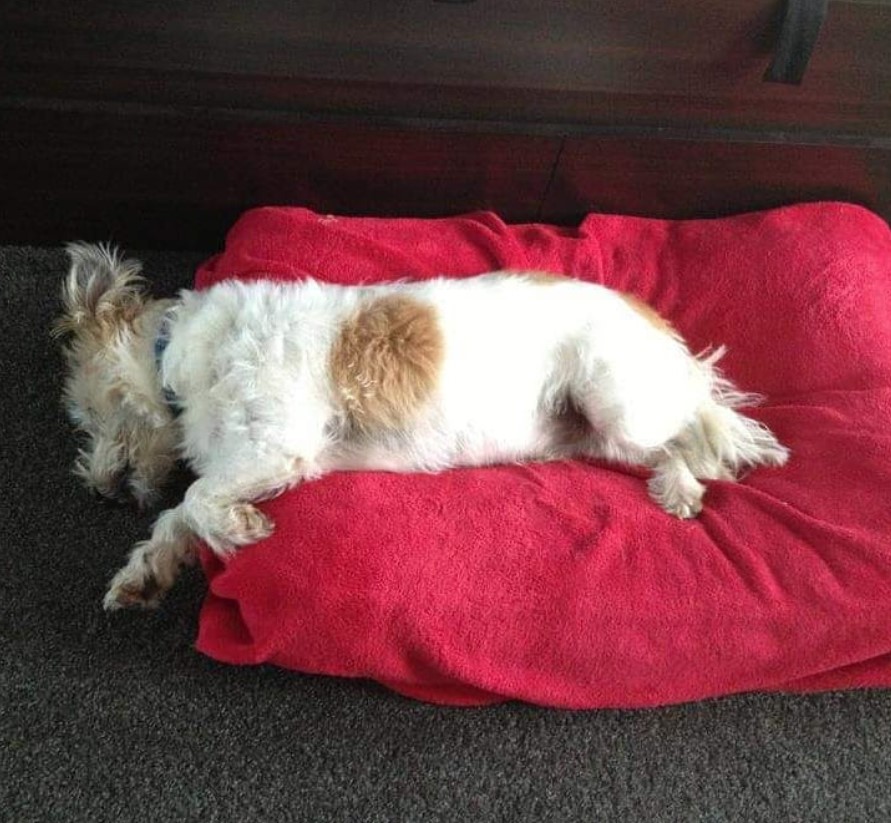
xmin=54 ymin=242 xmax=789 ymax=611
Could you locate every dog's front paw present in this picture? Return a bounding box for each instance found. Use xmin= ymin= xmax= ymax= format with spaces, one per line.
xmin=228 ymin=503 xmax=275 ymax=546
xmin=104 ymin=564 xmax=163 ymax=611
xmin=200 ymin=503 xmax=275 ymax=555
xmin=103 ymin=536 xmax=187 ymax=611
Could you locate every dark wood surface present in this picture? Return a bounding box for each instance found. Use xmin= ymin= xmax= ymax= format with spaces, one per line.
xmin=5 ymin=0 xmax=891 ymax=134
xmin=2 ymin=0 xmax=889 ymax=247
xmin=0 ymin=107 xmax=559 ymax=248
xmin=543 ymin=136 xmax=891 ymax=224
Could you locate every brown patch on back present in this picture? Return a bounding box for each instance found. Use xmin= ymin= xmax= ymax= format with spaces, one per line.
xmin=619 ymin=293 xmax=680 ymax=340
xmin=330 ymin=295 xmax=443 ymax=432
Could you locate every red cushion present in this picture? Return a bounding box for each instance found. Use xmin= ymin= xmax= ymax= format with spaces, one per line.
xmin=194 ymin=203 xmax=891 ymax=708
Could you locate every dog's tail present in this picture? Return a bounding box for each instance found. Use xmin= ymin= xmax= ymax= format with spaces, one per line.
xmin=683 ymin=347 xmax=789 ymax=479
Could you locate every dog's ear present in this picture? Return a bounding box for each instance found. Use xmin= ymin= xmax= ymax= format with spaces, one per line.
xmin=53 ymin=242 xmax=146 ymax=338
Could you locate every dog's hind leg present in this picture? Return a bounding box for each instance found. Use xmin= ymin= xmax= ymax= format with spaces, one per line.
xmin=570 ymin=304 xmax=788 ymax=516
xmin=569 ymin=347 xmax=709 ymax=517
xmin=575 ymin=388 xmax=787 ymax=519
xmin=646 ymin=395 xmax=789 ymax=519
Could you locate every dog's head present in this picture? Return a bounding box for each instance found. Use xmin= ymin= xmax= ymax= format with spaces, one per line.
xmin=53 ymin=243 xmax=177 ymax=507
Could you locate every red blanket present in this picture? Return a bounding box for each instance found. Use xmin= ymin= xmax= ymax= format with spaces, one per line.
xmin=194 ymin=203 xmax=891 ymax=708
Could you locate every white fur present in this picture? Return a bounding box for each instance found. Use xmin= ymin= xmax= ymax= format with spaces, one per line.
xmin=55 ymin=246 xmax=789 ymax=610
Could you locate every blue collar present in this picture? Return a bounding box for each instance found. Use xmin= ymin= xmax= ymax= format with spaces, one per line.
xmin=154 ymin=311 xmax=181 ymax=415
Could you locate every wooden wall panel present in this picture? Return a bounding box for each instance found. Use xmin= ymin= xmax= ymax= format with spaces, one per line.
xmin=0 ymin=107 xmax=559 ymax=248
xmin=540 ymin=136 xmax=891 ymax=224
xmin=3 ymin=0 xmax=891 ymax=135
xmin=1 ymin=0 xmax=889 ymax=246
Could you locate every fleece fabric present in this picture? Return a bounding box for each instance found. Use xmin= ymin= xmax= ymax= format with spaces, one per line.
xmin=193 ymin=202 xmax=891 ymax=708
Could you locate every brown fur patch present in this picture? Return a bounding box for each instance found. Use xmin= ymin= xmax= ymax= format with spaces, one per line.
xmin=330 ymin=295 xmax=443 ymax=432
xmin=620 ymin=293 xmax=680 ymax=339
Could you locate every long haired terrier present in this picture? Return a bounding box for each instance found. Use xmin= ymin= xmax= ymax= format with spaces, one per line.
xmin=55 ymin=243 xmax=788 ymax=610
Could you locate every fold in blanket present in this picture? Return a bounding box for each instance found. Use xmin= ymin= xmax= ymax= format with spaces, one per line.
xmin=194 ymin=203 xmax=891 ymax=708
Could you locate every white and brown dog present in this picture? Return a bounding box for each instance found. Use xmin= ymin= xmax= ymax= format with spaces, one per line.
xmin=55 ymin=243 xmax=788 ymax=610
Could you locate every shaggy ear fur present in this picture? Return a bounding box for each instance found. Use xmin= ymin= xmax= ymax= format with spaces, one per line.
xmin=52 ymin=242 xmax=146 ymax=338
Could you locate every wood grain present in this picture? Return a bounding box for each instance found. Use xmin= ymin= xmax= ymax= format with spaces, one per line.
xmin=540 ymin=136 xmax=891 ymax=224
xmin=3 ymin=0 xmax=890 ymax=135
xmin=1 ymin=0 xmax=889 ymax=245
xmin=0 ymin=107 xmax=558 ymax=248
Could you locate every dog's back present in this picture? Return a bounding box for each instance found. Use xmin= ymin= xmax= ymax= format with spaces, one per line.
xmin=162 ymin=273 xmax=716 ymax=476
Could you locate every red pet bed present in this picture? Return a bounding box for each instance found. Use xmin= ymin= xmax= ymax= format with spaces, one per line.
xmin=194 ymin=202 xmax=891 ymax=708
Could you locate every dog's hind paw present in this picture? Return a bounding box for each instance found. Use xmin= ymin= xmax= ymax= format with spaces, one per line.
xmin=648 ymin=460 xmax=706 ymax=520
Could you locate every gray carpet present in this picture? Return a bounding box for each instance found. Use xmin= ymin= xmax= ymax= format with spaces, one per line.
xmin=2 ymin=244 xmax=890 ymax=823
